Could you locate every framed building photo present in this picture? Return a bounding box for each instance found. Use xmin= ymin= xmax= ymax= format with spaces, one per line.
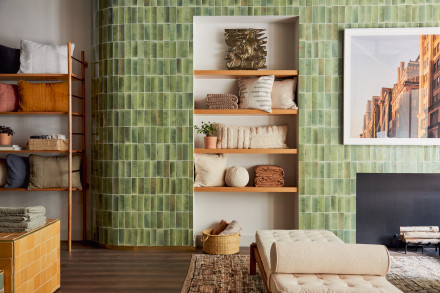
xmin=344 ymin=27 xmax=440 ymax=145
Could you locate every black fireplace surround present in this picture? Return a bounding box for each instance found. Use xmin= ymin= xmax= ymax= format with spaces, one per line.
xmin=356 ymin=173 xmax=440 ymax=246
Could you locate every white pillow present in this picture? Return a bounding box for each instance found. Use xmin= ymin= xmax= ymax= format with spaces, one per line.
xmin=238 ymin=75 xmax=275 ymax=113
xmin=271 ymin=78 xmax=298 ymax=109
xmin=194 ymin=154 xmax=228 ymax=187
xmin=19 ymin=40 xmax=75 ymax=74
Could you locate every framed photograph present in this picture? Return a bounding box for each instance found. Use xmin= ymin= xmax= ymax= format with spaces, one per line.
xmin=344 ymin=27 xmax=440 ymax=145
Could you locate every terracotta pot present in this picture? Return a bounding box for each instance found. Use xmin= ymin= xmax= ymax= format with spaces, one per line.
xmin=0 ymin=133 xmax=12 ymax=145
xmin=204 ymin=136 xmax=217 ymax=149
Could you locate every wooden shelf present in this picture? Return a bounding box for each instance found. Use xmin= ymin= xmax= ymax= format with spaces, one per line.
xmin=194 ymin=70 xmax=298 ymax=79
xmin=194 ymin=186 xmax=297 ymax=192
xmin=0 ymin=112 xmax=82 ymax=116
xmin=0 ymin=73 xmax=80 ymax=81
xmin=194 ymin=148 xmax=297 ymax=154
xmin=0 ymin=150 xmax=83 ymax=153
xmin=0 ymin=188 xmax=79 ymax=191
xmin=194 ymin=109 xmax=298 ymax=115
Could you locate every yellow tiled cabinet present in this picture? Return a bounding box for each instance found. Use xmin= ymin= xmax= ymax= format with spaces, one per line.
xmin=0 ymin=219 xmax=60 ymax=293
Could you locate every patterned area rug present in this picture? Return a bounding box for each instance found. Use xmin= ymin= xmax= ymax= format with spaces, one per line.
xmin=181 ymin=254 xmax=440 ymax=293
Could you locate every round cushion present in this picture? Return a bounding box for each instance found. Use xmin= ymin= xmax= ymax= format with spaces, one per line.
xmin=225 ymin=166 xmax=249 ymax=187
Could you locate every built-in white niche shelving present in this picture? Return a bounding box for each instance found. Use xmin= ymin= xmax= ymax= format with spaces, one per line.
xmin=193 ymin=16 xmax=300 ymax=246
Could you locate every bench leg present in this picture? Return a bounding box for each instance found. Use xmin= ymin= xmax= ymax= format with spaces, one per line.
xmin=250 ymin=243 xmax=257 ymax=275
xmin=405 ymin=244 xmax=407 ymax=254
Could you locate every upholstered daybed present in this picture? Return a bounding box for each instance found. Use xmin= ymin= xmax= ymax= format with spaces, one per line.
xmin=250 ymin=230 xmax=402 ymax=293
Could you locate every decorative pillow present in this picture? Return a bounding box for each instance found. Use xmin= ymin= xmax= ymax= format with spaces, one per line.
xmin=18 ymin=81 xmax=68 ymax=112
xmin=4 ymin=155 xmax=30 ymax=188
xmin=271 ymin=78 xmax=298 ymax=109
xmin=28 ymin=155 xmax=82 ymax=190
xmin=19 ymin=40 xmax=75 ymax=74
xmin=194 ymin=154 xmax=228 ymax=187
xmin=0 ymin=159 xmax=8 ymax=187
xmin=219 ymin=220 xmax=242 ymax=235
xmin=212 ymin=219 xmax=230 ymax=235
xmin=0 ymin=82 xmax=19 ymax=112
xmin=238 ymin=75 xmax=275 ymax=113
xmin=0 ymin=44 xmax=20 ymax=74
xmin=225 ymin=166 xmax=249 ymax=187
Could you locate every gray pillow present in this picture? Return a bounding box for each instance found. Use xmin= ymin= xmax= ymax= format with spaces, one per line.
xmin=238 ymin=75 xmax=275 ymax=113
xmin=28 ymin=155 xmax=82 ymax=190
xmin=4 ymin=155 xmax=29 ymax=188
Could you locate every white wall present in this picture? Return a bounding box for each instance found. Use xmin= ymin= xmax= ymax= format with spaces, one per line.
xmin=0 ymin=0 xmax=92 ymax=241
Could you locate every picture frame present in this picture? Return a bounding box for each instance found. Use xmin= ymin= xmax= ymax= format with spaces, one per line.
xmin=344 ymin=27 xmax=440 ymax=145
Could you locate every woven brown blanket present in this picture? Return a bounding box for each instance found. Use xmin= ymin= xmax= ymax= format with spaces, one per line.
xmin=207 ymin=104 xmax=239 ymax=109
xmin=255 ymin=165 xmax=285 ymax=178
xmin=206 ymin=94 xmax=238 ymax=103
xmin=254 ymin=176 xmax=284 ymax=187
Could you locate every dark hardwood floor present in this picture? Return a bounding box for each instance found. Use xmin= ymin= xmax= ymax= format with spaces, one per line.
xmin=59 ymin=241 xmax=438 ymax=292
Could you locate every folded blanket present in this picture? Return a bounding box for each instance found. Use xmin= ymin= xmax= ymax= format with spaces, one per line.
xmin=206 ymin=94 xmax=238 ymax=104
xmin=255 ymin=165 xmax=284 ymax=178
xmin=254 ymin=176 xmax=284 ymax=187
xmin=0 ymin=206 xmax=46 ymax=216
xmin=403 ymin=232 xmax=440 ymax=239
xmin=402 ymin=238 xmax=439 ymax=245
xmin=207 ymin=104 xmax=239 ymax=109
xmin=0 ymin=216 xmax=46 ymax=228
xmin=0 ymin=212 xmax=45 ymax=222
xmin=0 ymin=217 xmax=47 ymax=233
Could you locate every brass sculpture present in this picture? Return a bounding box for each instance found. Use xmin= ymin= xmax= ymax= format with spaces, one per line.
xmin=225 ymin=29 xmax=267 ymax=70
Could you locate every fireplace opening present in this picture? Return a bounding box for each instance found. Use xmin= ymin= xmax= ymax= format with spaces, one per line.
xmin=356 ymin=173 xmax=440 ymax=247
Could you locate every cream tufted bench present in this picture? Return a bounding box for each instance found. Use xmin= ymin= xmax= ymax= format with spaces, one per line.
xmin=250 ymin=230 xmax=402 ymax=293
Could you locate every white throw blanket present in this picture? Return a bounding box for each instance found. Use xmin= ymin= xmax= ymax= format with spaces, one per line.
xmin=216 ymin=124 xmax=288 ymax=149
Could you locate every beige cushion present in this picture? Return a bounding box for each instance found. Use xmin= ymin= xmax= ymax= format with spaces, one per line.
xmin=225 ymin=166 xmax=249 ymax=187
xmin=400 ymin=226 xmax=439 ymax=234
xmin=219 ymin=220 xmax=242 ymax=235
xmin=270 ymin=242 xmax=390 ymax=276
xmin=28 ymin=155 xmax=82 ymax=190
xmin=0 ymin=159 xmax=7 ymax=187
xmin=256 ymin=230 xmax=344 ymax=284
xmin=271 ymin=78 xmax=298 ymax=109
xmin=194 ymin=154 xmax=227 ymax=187
xmin=238 ymin=75 xmax=274 ymax=113
xmin=270 ymin=274 xmax=402 ymax=293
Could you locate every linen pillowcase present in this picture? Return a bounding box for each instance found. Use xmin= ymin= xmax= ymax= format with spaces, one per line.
xmin=0 ymin=82 xmax=19 ymax=112
xmin=238 ymin=75 xmax=275 ymax=113
xmin=28 ymin=155 xmax=82 ymax=190
xmin=0 ymin=44 xmax=20 ymax=74
xmin=0 ymin=159 xmax=8 ymax=187
xmin=271 ymin=78 xmax=298 ymax=109
xmin=19 ymin=40 xmax=75 ymax=74
xmin=4 ymin=155 xmax=30 ymax=188
xmin=18 ymin=80 xmax=68 ymax=112
xmin=194 ymin=154 xmax=228 ymax=187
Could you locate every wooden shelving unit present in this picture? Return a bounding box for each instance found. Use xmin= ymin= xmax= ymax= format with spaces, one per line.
xmin=0 ymin=43 xmax=87 ymax=251
xmin=194 ymin=186 xmax=298 ymax=192
xmin=194 ymin=148 xmax=297 ymax=154
xmin=193 ymin=109 xmax=298 ymax=115
xmin=193 ymin=69 xmax=298 ymax=79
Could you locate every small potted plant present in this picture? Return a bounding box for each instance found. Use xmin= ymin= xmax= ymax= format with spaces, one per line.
xmin=0 ymin=125 xmax=14 ymax=145
xmin=194 ymin=121 xmax=217 ymax=149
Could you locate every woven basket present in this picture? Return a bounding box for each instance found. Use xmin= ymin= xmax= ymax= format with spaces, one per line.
xmin=27 ymin=139 xmax=69 ymax=151
xmin=202 ymin=229 xmax=240 ymax=255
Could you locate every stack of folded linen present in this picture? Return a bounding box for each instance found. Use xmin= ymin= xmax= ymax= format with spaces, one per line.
xmin=0 ymin=206 xmax=47 ymax=233
xmin=206 ymin=94 xmax=238 ymax=109
xmin=254 ymin=165 xmax=285 ymax=187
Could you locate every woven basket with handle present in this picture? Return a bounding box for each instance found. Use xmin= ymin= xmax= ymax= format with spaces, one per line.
xmin=202 ymin=228 xmax=240 ymax=255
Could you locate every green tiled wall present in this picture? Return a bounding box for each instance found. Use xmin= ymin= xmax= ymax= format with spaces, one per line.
xmin=92 ymin=0 xmax=440 ymax=246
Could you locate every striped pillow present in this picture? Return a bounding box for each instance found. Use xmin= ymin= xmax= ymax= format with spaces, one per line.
xmin=238 ymin=75 xmax=275 ymax=113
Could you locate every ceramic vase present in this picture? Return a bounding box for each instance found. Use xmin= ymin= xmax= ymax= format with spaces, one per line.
xmin=204 ymin=136 xmax=217 ymax=149
xmin=0 ymin=134 xmax=12 ymax=145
